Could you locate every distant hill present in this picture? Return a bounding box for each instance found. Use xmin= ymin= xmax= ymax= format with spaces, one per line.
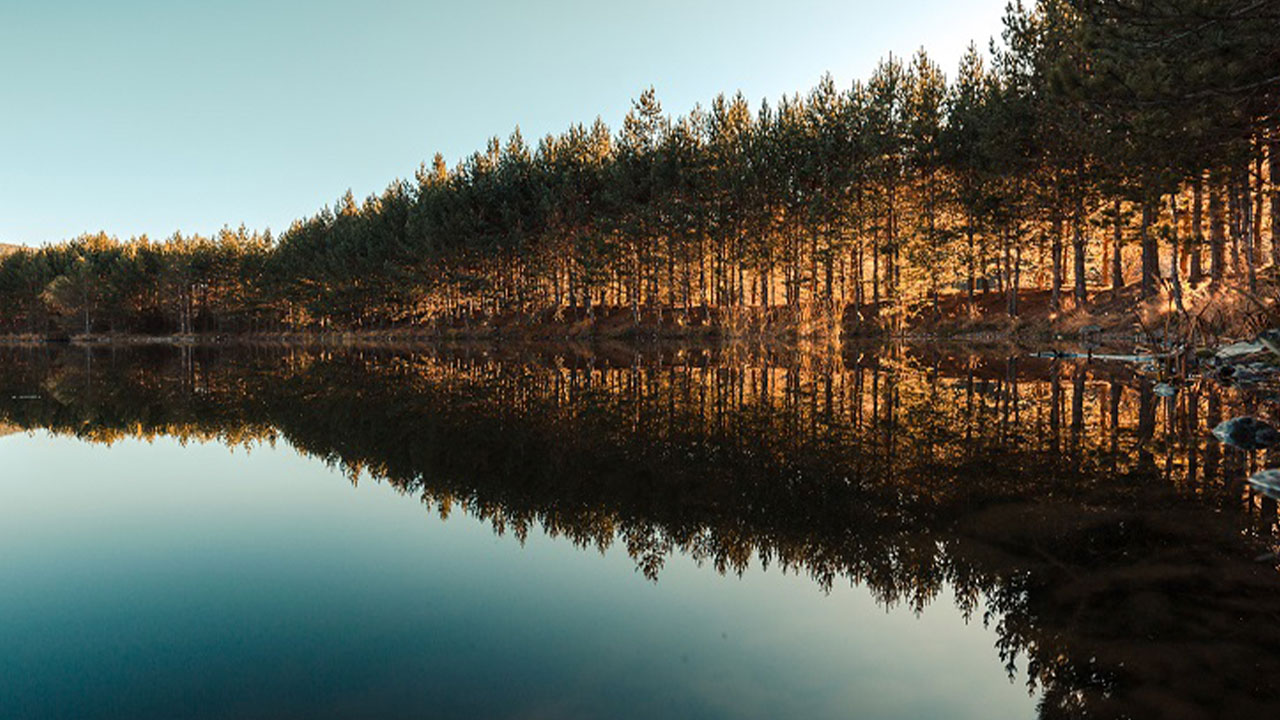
xmin=0 ymin=243 xmax=24 ymax=257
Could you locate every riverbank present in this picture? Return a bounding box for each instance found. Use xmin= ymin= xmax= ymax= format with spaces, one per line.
xmin=0 ymin=280 xmax=1268 ymax=349
xmin=854 ymin=279 xmax=1276 ymax=346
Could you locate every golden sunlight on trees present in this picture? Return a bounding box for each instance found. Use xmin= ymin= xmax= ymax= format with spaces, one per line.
xmin=0 ymin=1 xmax=1276 ymax=338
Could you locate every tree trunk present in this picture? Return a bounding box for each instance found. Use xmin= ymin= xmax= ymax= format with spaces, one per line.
xmin=1243 ymin=169 xmax=1258 ymax=293
xmin=851 ymin=245 xmax=862 ymax=306
xmin=1168 ymin=195 xmax=1186 ymax=313
xmin=1189 ymin=178 xmax=1204 ymax=284
xmin=1272 ymin=138 xmax=1280 ymax=269
xmin=871 ymin=235 xmax=880 ymax=309
xmin=1051 ymin=219 xmax=1063 ymax=313
xmin=1112 ymin=198 xmax=1124 ymax=290
xmin=1140 ymin=199 xmax=1157 ymax=299
xmin=966 ymin=225 xmax=976 ymax=307
xmin=1010 ymin=245 xmax=1021 ymax=317
xmin=631 ymin=249 xmax=641 ymax=325
xmin=1209 ymin=180 xmax=1226 ymax=283
xmin=1229 ymin=182 xmax=1243 ymax=276
xmin=1269 ymin=135 xmax=1280 ymax=267
xmin=1255 ymin=152 xmax=1266 ymax=267
xmin=1072 ymin=217 xmax=1087 ymax=308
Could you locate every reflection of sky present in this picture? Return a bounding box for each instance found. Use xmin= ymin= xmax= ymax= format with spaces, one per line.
xmin=0 ymin=432 xmax=1036 ymax=719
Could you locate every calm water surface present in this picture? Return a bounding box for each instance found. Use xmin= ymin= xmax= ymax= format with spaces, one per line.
xmin=1 ymin=344 xmax=1279 ymax=720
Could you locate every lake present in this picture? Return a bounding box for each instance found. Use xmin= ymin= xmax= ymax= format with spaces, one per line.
xmin=1 ymin=343 xmax=1278 ymax=719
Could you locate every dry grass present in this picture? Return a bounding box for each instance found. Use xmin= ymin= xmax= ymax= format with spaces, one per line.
xmin=850 ymin=273 xmax=1280 ymax=349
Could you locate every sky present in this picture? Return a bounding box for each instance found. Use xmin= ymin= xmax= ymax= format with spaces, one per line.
xmin=0 ymin=0 xmax=1009 ymax=247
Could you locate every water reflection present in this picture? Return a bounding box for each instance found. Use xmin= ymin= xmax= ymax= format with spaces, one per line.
xmin=2 ymin=343 xmax=1280 ymax=719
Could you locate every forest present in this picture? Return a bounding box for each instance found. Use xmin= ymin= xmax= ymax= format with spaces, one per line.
xmin=0 ymin=0 xmax=1277 ymax=337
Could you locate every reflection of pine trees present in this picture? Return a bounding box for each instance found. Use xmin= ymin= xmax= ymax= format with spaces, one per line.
xmin=2 ymin=345 xmax=1280 ymax=717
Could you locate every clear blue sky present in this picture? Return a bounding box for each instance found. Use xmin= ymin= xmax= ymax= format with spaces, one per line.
xmin=0 ymin=0 xmax=1008 ymax=247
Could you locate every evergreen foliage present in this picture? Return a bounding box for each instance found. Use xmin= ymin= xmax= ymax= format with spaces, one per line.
xmin=2 ymin=0 xmax=1277 ymax=335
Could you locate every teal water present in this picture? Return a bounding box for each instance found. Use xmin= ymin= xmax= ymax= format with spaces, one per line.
xmin=3 ymin=344 xmax=1280 ymax=719
xmin=0 ymin=431 xmax=1031 ymax=720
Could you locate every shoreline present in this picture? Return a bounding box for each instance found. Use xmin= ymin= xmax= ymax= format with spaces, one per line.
xmin=0 ymin=324 xmax=1145 ymax=350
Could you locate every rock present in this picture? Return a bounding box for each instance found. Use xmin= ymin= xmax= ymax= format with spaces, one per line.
xmin=1216 ymin=340 xmax=1267 ymax=360
xmin=1247 ymin=469 xmax=1280 ymax=500
xmin=1213 ymin=363 xmax=1273 ymax=386
xmin=1153 ymin=383 xmax=1177 ymax=398
xmin=1243 ymin=361 xmax=1280 ymax=376
xmin=1033 ymin=351 xmax=1163 ymax=363
xmin=1212 ymin=417 xmax=1280 ymax=450
xmin=1258 ymin=329 xmax=1280 ymax=358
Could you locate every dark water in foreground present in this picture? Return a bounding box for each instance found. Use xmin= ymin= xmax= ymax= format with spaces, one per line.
xmin=1 ymin=344 xmax=1279 ymax=720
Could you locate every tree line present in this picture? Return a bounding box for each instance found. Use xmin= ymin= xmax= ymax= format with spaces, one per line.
xmin=1 ymin=0 xmax=1277 ymax=336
